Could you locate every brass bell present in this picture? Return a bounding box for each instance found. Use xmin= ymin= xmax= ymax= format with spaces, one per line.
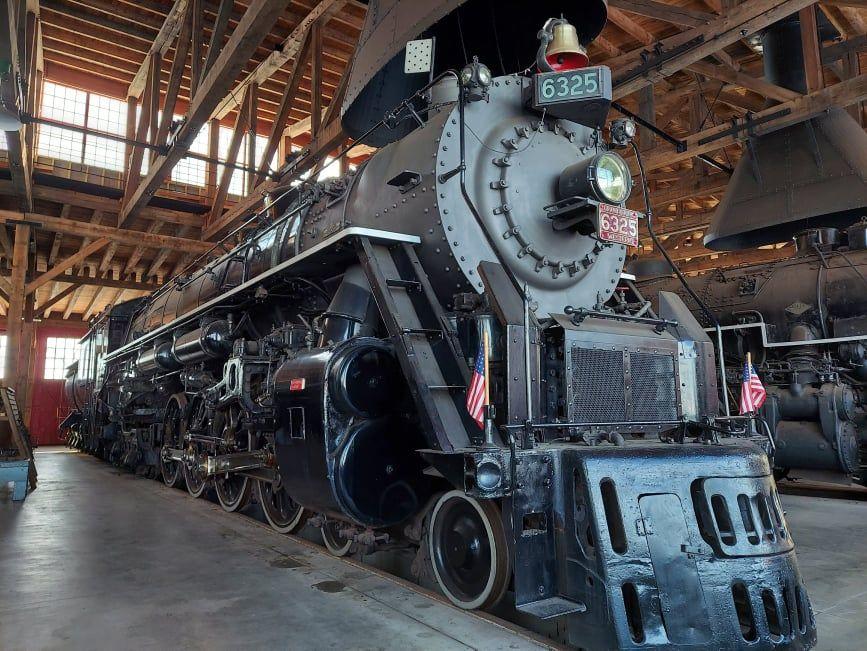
xmin=545 ymin=21 xmax=588 ymax=70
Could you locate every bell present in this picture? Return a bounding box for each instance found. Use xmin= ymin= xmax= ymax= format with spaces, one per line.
xmin=545 ymin=22 xmax=588 ymax=70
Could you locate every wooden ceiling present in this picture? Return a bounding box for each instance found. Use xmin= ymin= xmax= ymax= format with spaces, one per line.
xmin=0 ymin=0 xmax=866 ymax=326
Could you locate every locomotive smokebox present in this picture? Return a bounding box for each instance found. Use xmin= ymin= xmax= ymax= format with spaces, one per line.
xmin=704 ymin=12 xmax=867 ymax=251
xmin=341 ymin=0 xmax=608 ymax=146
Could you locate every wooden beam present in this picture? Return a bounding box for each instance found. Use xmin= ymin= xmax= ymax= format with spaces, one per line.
xmin=2 ymin=0 xmax=33 ymax=211
xmin=212 ymin=0 xmax=345 ymax=121
xmin=642 ymin=75 xmax=867 ymax=171
xmin=128 ymin=0 xmax=191 ymax=98
xmin=200 ymin=0 xmax=233 ymax=83
xmin=800 ymin=5 xmax=825 ymax=94
xmin=25 ymin=238 xmax=110 ymax=295
xmin=155 ymin=0 xmax=194 ymax=147
xmin=607 ymin=0 xmax=714 ymax=27
xmin=209 ymin=86 xmax=252 ymax=226
xmin=310 ymin=20 xmax=323 ymax=139
xmin=62 ymin=285 xmax=83 ymax=320
xmin=124 ymin=222 xmax=162 ymax=274
xmin=36 ymin=282 xmax=80 ymax=315
xmin=255 ymin=31 xmax=312 ymax=185
xmin=119 ymin=0 xmax=290 ymax=227
xmin=6 ymin=224 xmax=29 ymax=380
xmin=611 ymin=0 xmax=819 ymax=100
xmin=607 ymin=6 xmax=655 ymax=45
xmin=190 ymin=0 xmax=202 ymax=97
xmin=0 ymin=210 xmax=213 ymax=253
xmin=245 ymin=83 xmax=258 ymax=194
xmin=123 ymin=55 xmax=156 ymax=207
xmin=687 ymin=60 xmax=802 ymax=102
xmin=204 ymin=117 xmax=345 ymax=240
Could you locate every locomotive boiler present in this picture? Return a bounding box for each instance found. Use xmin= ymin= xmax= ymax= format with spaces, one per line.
xmin=62 ymin=1 xmax=816 ymax=649
xmin=636 ymin=225 xmax=867 ymax=483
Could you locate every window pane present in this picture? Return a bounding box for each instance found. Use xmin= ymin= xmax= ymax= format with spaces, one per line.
xmin=0 ymin=335 xmax=6 ymax=379
xmin=0 ymin=130 xmax=7 ymax=151
xmin=172 ymin=118 xmax=208 ymax=186
xmin=41 ymin=82 xmax=87 ymax=125
xmin=84 ymin=135 xmax=125 ymax=171
xmin=44 ymin=337 xmax=80 ymax=380
xmin=87 ymin=94 xmax=126 ymax=135
xmin=37 ymin=124 xmax=84 ymax=162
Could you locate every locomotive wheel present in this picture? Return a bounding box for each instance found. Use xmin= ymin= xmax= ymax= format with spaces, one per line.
xmin=428 ymin=491 xmax=510 ymax=610
xmin=160 ymin=395 xmax=186 ymax=489
xmin=321 ymin=519 xmax=352 ymax=557
xmin=109 ymin=440 xmax=123 ymax=466
xmin=215 ymin=474 xmax=252 ymax=512
xmin=256 ymin=479 xmax=306 ymax=534
xmin=183 ymin=451 xmax=209 ymax=498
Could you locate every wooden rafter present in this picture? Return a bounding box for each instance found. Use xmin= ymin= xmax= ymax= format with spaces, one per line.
xmin=118 ymin=0 xmax=290 ymax=227
xmin=127 ymin=0 xmax=190 ymax=99
xmin=212 ymin=0 xmax=345 ymax=121
xmin=611 ymin=0 xmax=820 ymax=100
xmin=155 ymin=0 xmax=194 ymax=148
xmin=642 ymin=75 xmax=867 ymax=171
xmin=208 ymin=85 xmax=252 ymax=226
xmin=25 ymin=238 xmax=110 ymax=295
xmin=255 ymin=31 xmax=313 ymax=185
xmin=607 ymin=0 xmax=714 ymax=27
xmin=0 ymin=210 xmax=213 ymax=253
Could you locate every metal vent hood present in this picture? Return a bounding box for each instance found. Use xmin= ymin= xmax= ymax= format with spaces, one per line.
xmin=340 ymin=0 xmax=608 ymax=148
xmin=703 ymin=14 xmax=867 ymax=251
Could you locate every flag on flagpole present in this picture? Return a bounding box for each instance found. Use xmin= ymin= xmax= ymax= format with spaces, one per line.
xmin=466 ymin=333 xmax=488 ymax=428
xmin=739 ymin=352 xmax=767 ymax=414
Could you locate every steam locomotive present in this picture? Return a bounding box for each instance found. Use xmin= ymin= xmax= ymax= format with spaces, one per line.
xmin=62 ymin=2 xmax=816 ymax=649
xmin=636 ymin=224 xmax=867 ymax=484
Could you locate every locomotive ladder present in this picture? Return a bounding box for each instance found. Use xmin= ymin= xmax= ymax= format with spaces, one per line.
xmin=357 ymin=238 xmax=476 ymax=452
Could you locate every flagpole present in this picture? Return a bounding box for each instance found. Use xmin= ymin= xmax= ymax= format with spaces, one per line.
xmin=741 ymin=351 xmax=753 ymax=413
xmin=483 ymin=327 xmax=495 ymax=447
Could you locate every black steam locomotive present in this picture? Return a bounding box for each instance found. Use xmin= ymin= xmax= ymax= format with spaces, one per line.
xmin=62 ymin=2 xmax=816 ymax=649
xmin=637 ymin=224 xmax=867 ymax=484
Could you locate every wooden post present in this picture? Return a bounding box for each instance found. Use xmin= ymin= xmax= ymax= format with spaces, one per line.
xmin=245 ymin=84 xmax=258 ymax=195
xmin=799 ymin=5 xmax=824 ymax=94
xmin=310 ymin=20 xmax=323 ymax=139
xmin=207 ymin=117 xmax=220 ymax=201
xmin=6 ymin=224 xmax=30 ymax=385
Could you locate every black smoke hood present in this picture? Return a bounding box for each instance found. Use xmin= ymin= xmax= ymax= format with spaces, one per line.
xmin=341 ymin=0 xmax=608 ymax=148
xmin=703 ymin=13 xmax=867 ymax=251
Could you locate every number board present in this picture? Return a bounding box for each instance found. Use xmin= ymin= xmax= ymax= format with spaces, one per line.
xmin=534 ymin=67 xmax=608 ymax=107
xmin=597 ymin=203 xmax=640 ymax=248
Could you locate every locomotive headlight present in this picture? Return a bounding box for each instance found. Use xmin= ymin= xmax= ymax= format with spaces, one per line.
xmin=593 ymin=152 xmax=632 ymax=204
xmin=459 ymin=57 xmax=492 ymax=102
xmin=558 ymin=151 xmax=634 ymax=205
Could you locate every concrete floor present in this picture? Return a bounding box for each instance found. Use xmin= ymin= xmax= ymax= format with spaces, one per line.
xmin=0 ymin=449 xmax=549 ymax=651
xmin=780 ymin=492 xmax=867 ymax=651
xmin=1 ymin=450 xmax=865 ymax=650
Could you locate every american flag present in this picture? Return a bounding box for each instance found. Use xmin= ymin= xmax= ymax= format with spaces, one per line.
xmin=739 ymin=358 xmax=767 ymax=414
xmin=466 ymin=341 xmax=488 ymax=428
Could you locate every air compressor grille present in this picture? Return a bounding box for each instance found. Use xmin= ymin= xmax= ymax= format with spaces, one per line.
xmin=568 ymin=348 xmax=626 ymax=423
xmin=630 ymin=352 xmax=678 ymax=421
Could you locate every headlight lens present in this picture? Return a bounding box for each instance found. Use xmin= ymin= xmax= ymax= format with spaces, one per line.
xmin=593 ymin=152 xmax=632 ymax=204
xmin=477 ymin=64 xmax=492 ymax=87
